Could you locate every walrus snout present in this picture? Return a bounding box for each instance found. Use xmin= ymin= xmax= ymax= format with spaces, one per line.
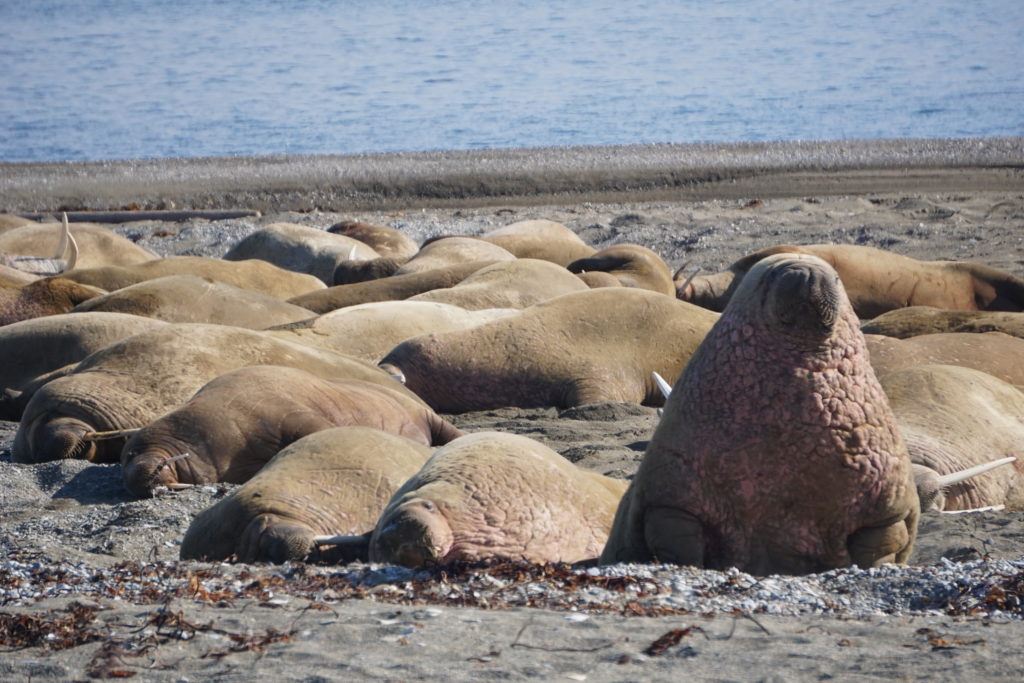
xmin=769 ymin=262 xmax=842 ymax=333
xmin=122 ymin=450 xmax=182 ymax=497
xmin=26 ymin=417 xmax=96 ymax=463
xmin=369 ymin=499 xmax=454 ymax=567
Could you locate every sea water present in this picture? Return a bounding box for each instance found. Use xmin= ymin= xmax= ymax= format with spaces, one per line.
xmin=1 ymin=0 xmax=1021 ymax=161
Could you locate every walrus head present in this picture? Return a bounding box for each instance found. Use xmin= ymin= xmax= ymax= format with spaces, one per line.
xmin=369 ymin=497 xmax=455 ymax=567
xmin=760 ymin=254 xmax=842 ymax=336
xmin=18 ymin=416 xmax=98 ymax=462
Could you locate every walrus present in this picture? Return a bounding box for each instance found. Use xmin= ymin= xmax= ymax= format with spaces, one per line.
xmin=61 ymin=256 xmax=325 ymax=299
xmin=180 ymin=427 xmax=431 ymax=563
xmin=862 ymin=306 xmax=1024 ymax=340
xmin=880 ymin=364 xmax=1024 ymax=512
xmin=0 ymin=214 xmax=38 ymax=233
xmin=379 ymin=288 xmax=719 ymax=412
xmin=568 ymin=244 xmax=675 ymax=296
xmin=0 ymin=221 xmax=156 ymax=269
xmin=12 ymin=324 xmax=405 ymax=465
xmin=223 ymin=222 xmax=380 ymax=285
xmin=0 ymin=312 xmax=167 ymax=420
xmin=1 ymin=263 xmax=41 ymax=288
xmin=366 ymin=432 xmax=628 ymax=567
xmin=676 ymin=244 xmax=1024 ymax=318
xmin=287 ymin=261 xmax=494 ymax=314
xmin=266 ymin=301 xmax=517 ymax=363
xmin=2 ymin=214 xmax=78 ymax=276
xmin=0 ymin=278 xmax=106 ymax=327
xmin=478 ymin=219 xmax=595 ymax=266
xmin=408 ymin=259 xmax=589 ymax=310
xmin=602 ymin=254 xmax=919 ymax=575
xmin=866 ymin=331 xmax=1024 ymax=389
xmin=70 ymin=275 xmax=315 ymax=328
xmin=394 ymin=237 xmax=514 ymax=275
xmin=122 ymin=365 xmax=462 ymax=497
xmin=327 ymin=220 xmax=418 ymax=260
xmin=575 ymin=271 xmax=623 ymax=289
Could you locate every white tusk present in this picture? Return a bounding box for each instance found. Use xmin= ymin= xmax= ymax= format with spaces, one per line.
xmin=652 ymin=372 xmax=673 ymax=399
xmin=941 ymin=504 xmax=1005 ymax=515
xmin=83 ymin=427 xmax=142 ymax=441
xmin=313 ymin=534 xmax=364 ymax=546
xmin=165 ymin=483 xmax=195 ymax=490
xmin=937 ymin=456 xmax=1017 ymax=488
xmin=63 ymin=225 xmax=79 ymax=272
xmin=52 ymin=212 xmax=70 ymax=259
xmin=348 ymin=245 xmax=358 ymax=260
xmin=677 ymin=265 xmax=702 ymax=296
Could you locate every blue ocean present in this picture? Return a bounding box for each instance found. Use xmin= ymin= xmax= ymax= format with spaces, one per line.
xmin=1 ymin=0 xmax=1021 ymax=162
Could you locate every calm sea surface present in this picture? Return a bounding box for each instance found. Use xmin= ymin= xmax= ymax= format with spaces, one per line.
xmin=1 ymin=0 xmax=1021 ymax=162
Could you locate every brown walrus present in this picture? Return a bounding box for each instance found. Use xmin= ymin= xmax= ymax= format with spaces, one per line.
xmin=603 ymin=253 xmax=919 ymax=574
xmin=180 ymin=427 xmax=431 ymax=563
xmin=379 ymin=288 xmax=719 ymax=412
xmin=0 ymin=278 xmax=106 ymax=327
xmin=366 ymin=432 xmax=627 ymax=567
xmin=12 ymin=324 xmax=405 ymax=465
xmin=0 ymin=312 xmax=166 ymax=420
xmin=328 ymin=220 xmax=418 ymax=260
xmin=676 ymin=244 xmax=1024 ymax=318
xmin=394 ymin=237 xmax=514 ymax=275
xmin=866 ymin=332 xmax=1024 ymax=389
xmin=60 ymin=256 xmax=325 ymax=299
xmin=287 ymin=261 xmax=493 ymax=314
xmin=71 ymin=275 xmax=315 ymax=328
xmin=568 ymin=244 xmax=675 ymax=296
xmin=862 ymin=306 xmax=1024 ymax=340
xmin=408 ymin=258 xmax=588 ymax=310
xmin=266 ymin=301 xmax=517 ymax=363
xmin=122 ymin=365 xmax=462 ymax=497
xmin=223 ymin=222 xmax=380 ymax=284
xmin=478 ymin=219 xmax=595 ymax=266
xmin=0 ymin=221 xmax=156 ymax=269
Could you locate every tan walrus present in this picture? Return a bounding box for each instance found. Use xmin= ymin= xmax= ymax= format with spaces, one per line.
xmin=71 ymin=275 xmax=316 ymax=328
xmin=122 ymin=365 xmax=462 ymax=497
xmin=379 ymin=288 xmax=719 ymax=412
xmin=180 ymin=427 xmax=431 ymax=563
xmin=223 ymin=222 xmax=380 ymax=284
xmin=866 ymin=331 xmax=1024 ymax=389
xmin=478 ymin=219 xmax=595 ymax=266
xmin=862 ymin=306 xmax=1024 ymax=340
xmin=267 ymin=301 xmax=517 ymax=363
xmin=0 ymin=221 xmax=156 ymax=269
xmin=408 ymin=259 xmax=588 ymax=310
xmin=60 ymin=256 xmax=325 ymax=299
xmin=394 ymin=237 xmax=514 ymax=275
xmin=12 ymin=324 xmax=407 ymax=465
xmin=328 ymin=220 xmax=419 ymax=285
xmin=603 ymin=254 xmax=919 ymax=574
xmin=676 ymin=244 xmax=1024 ymax=318
xmin=366 ymin=432 xmax=627 ymax=567
xmin=1 ymin=278 xmax=106 ymax=327
xmin=568 ymin=244 xmax=676 ymax=296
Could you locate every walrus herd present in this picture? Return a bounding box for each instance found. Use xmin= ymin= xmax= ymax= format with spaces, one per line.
xmin=3 ymin=214 xmax=1024 ymax=576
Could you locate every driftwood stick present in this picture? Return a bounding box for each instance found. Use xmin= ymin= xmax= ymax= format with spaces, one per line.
xmin=18 ymin=210 xmax=261 ymax=223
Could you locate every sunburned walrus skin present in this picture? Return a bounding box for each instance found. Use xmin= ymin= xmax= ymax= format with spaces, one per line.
xmin=367 ymin=432 xmax=628 ymax=567
xmin=12 ymin=324 xmax=406 ymax=465
xmin=676 ymin=244 xmax=1024 ymax=318
xmin=121 ymin=365 xmax=463 ymax=497
xmin=862 ymin=306 xmax=1024 ymax=340
xmin=180 ymin=427 xmax=431 ymax=563
xmin=603 ymin=253 xmax=919 ymax=575
xmin=0 ymin=278 xmax=106 ymax=327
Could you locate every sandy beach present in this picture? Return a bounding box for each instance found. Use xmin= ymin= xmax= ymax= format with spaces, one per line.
xmin=2 ymin=139 xmax=1024 ymax=680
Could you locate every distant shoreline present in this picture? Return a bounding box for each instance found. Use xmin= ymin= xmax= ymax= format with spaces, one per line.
xmin=1 ymin=137 xmax=1021 ymax=214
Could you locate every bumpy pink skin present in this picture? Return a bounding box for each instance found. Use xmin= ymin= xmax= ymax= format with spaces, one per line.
xmin=608 ymin=255 xmax=918 ymax=574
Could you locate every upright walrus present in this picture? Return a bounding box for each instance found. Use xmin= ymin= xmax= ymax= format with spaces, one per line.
xmin=180 ymin=427 xmax=431 ymax=563
xmin=603 ymin=254 xmax=919 ymax=575
xmin=676 ymin=244 xmax=1024 ymax=317
xmin=122 ymin=365 xmax=463 ymax=497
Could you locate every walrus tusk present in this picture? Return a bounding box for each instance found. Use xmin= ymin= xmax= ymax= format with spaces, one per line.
xmin=164 ymin=483 xmax=195 ymax=491
xmin=348 ymin=245 xmax=358 ymax=260
xmin=676 ymin=265 xmax=702 ymax=296
xmin=672 ymin=260 xmax=691 ymax=280
xmin=52 ymin=212 xmax=69 ymax=260
xmin=652 ymin=372 xmax=673 ymax=400
xmin=63 ymin=219 xmax=79 ymax=272
xmin=82 ymin=427 xmax=142 ymax=441
xmin=936 ymin=456 xmax=1017 ymax=488
xmin=313 ymin=533 xmax=370 ymax=546
xmin=940 ymin=504 xmax=1006 ymax=514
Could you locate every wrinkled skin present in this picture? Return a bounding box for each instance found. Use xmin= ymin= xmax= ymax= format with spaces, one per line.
xmin=880 ymin=365 xmax=1024 ymax=511
xmin=677 ymin=244 xmax=1024 ymax=318
xmin=181 ymin=427 xmax=430 ymax=563
xmin=380 ymin=288 xmax=718 ymax=412
xmin=61 ymin=256 xmax=325 ymax=299
xmin=409 ymin=258 xmax=588 ymax=310
xmin=866 ymin=331 xmax=1024 ymax=389
xmin=0 ymin=312 xmax=166 ymax=420
xmin=12 ymin=324 xmax=406 ymax=464
xmin=71 ymin=275 xmax=315 ymax=328
xmin=0 ymin=278 xmax=105 ymax=326
xmin=478 ymin=219 xmax=595 ymax=266
xmin=122 ymin=365 xmax=462 ymax=497
xmin=603 ymin=254 xmax=919 ymax=575
xmin=394 ymin=237 xmax=514 ymax=275
xmin=267 ymin=300 xmax=517 ymax=363
xmin=568 ymin=244 xmax=675 ymax=296
xmin=863 ymin=306 xmax=1024 ymax=340
xmin=288 ymin=261 xmax=493 ymax=314
xmin=0 ymin=222 xmax=156 ymax=269
xmin=369 ymin=432 xmax=628 ymax=567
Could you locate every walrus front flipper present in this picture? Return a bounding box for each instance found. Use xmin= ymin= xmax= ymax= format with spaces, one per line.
xmin=236 ymin=514 xmax=317 ymax=564
xmin=962 ymin=263 xmax=1024 ymax=311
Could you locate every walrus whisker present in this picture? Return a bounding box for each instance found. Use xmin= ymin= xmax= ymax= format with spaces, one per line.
xmin=82 ymin=427 xmax=142 ymax=441
xmin=940 ymin=504 xmax=1006 ymax=515
xmin=936 ymin=456 xmax=1016 ymax=488
xmin=652 ymin=372 xmax=673 ymax=399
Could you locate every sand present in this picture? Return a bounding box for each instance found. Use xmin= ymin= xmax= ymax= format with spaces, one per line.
xmin=2 ymin=140 xmax=1024 ymax=680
